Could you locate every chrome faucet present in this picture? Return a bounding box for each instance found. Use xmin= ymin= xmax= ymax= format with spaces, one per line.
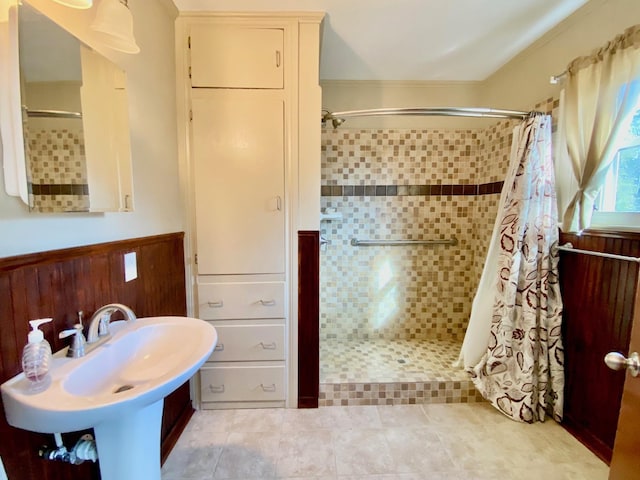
xmin=86 ymin=303 xmax=137 ymax=344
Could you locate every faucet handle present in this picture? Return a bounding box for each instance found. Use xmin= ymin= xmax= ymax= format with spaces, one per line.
xmin=59 ymin=323 xmax=83 ymax=339
xmin=59 ymin=324 xmax=86 ymax=358
xmin=98 ymin=313 xmax=112 ymax=337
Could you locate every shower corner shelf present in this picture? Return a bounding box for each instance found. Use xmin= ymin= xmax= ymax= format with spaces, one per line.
xmin=320 ymin=210 xmax=343 ymax=222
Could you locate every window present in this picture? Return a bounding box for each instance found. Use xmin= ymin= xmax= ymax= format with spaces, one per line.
xmin=590 ymin=104 xmax=640 ymax=230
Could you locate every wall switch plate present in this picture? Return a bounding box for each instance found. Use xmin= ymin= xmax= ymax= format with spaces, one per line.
xmin=124 ymin=252 xmax=137 ymax=282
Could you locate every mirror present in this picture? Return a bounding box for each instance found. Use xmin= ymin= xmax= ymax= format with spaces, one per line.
xmin=7 ymin=1 xmax=134 ymax=212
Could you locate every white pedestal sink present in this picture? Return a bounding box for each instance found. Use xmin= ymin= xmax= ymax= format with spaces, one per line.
xmin=1 ymin=316 xmax=217 ymax=480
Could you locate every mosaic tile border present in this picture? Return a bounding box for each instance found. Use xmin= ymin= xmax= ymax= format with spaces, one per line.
xmin=319 ymin=380 xmax=484 ymax=406
xmin=30 ymin=183 xmax=89 ymax=196
xmin=321 ymin=181 xmax=503 ymax=197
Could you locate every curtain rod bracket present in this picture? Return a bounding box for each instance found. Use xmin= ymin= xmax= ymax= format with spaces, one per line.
xmin=550 ymin=71 xmax=567 ymax=84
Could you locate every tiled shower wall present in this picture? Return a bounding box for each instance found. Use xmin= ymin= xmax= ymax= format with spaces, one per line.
xmin=320 ymin=97 xmax=557 ymax=342
xmin=25 ymin=127 xmax=89 ymax=212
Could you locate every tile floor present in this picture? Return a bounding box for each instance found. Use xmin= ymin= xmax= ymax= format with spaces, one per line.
xmin=319 ymin=338 xmax=481 ymax=406
xmin=162 ymin=402 xmax=609 ymax=480
xmin=320 ymin=338 xmax=467 ymax=383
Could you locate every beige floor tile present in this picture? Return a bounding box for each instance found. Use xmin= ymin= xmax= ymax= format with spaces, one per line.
xmin=436 ymin=424 xmax=522 ymax=471
xmin=493 ymin=464 xmax=608 ymax=480
xmin=163 ymin=403 xmax=609 ymax=480
xmin=555 ymin=462 xmax=609 ymax=480
xmin=213 ymin=431 xmax=281 ymax=479
xmin=276 ymin=429 xmax=336 ymax=478
xmin=384 ymin=426 xmax=457 ymax=473
xmin=336 ymin=475 xmax=426 ymax=479
xmin=376 ymin=404 xmax=429 ymax=427
xmin=333 ymin=428 xmax=397 ymax=475
xmin=282 ymin=406 xmax=337 ymax=432
xmin=321 ymin=405 xmax=382 ymax=429
xmin=280 ymin=477 xmax=336 ymax=480
xmin=421 ymin=402 xmax=487 ymax=427
xmin=432 ymin=468 xmax=525 ymax=480
xmin=231 ymin=408 xmax=285 ymax=433
xmin=161 ymin=432 xmax=227 ymax=480
xmin=185 ymin=409 xmax=237 ymax=434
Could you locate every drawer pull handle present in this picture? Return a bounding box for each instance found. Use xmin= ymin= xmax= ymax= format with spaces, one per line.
xmin=214 ymin=343 xmax=224 ymax=352
xmin=275 ymin=50 xmax=281 ymax=68
xmin=209 ymin=384 xmax=225 ymax=393
xmin=260 ymin=383 xmax=276 ymax=392
xmin=208 ymin=301 xmax=223 ymax=308
xmin=260 ymin=341 xmax=277 ymax=350
xmin=259 ymin=299 xmax=276 ymax=306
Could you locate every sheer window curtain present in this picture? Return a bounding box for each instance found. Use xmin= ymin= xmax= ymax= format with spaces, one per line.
xmin=557 ymin=25 xmax=640 ymax=232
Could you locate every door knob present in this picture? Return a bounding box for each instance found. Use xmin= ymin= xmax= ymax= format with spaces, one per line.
xmin=604 ymin=351 xmax=640 ymax=377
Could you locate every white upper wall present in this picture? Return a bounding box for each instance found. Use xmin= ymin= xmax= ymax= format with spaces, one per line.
xmin=321 ymin=80 xmax=484 ymax=129
xmin=0 ymin=0 xmax=182 ymax=258
xmin=482 ymin=0 xmax=640 ymax=110
xmin=320 ymin=0 xmax=640 ymax=129
xmin=172 ymin=0 xmax=587 ymax=82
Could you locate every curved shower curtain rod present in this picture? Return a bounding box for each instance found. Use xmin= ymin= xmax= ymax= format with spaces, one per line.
xmin=321 ymin=107 xmax=542 ymax=128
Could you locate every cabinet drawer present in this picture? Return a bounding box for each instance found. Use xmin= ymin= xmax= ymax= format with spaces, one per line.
xmin=200 ymin=365 xmax=285 ymax=402
xmin=198 ymin=282 xmax=285 ymax=319
xmin=209 ymin=324 xmax=285 ymax=362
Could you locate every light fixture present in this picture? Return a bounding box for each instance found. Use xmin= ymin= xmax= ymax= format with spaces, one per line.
xmin=52 ymin=0 xmax=93 ymax=8
xmin=90 ymin=0 xmax=139 ymax=54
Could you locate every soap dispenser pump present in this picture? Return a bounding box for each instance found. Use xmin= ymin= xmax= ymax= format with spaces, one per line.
xmin=21 ymin=318 xmax=53 ymax=393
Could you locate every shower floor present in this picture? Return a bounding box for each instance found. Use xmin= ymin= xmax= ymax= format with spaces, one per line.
xmin=320 ymin=337 xmax=469 ymax=383
xmin=319 ymin=338 xmax=482 ymax=406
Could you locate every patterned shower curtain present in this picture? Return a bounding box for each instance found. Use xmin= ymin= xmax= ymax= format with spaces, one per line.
xmin=470 ymin=114 xmax=564 ymax=423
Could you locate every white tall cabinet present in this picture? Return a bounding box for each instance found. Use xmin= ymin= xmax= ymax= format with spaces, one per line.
xmin=175 ymin=13 xmax=324 ymax=409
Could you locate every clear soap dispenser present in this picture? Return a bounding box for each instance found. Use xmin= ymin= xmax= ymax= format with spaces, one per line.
xmin=21 ymin=318 xmax=53 ymax=393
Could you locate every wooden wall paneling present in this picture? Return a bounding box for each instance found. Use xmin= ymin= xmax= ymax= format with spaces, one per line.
xmin=0 ymin=233 xmax=191 ymax=479
xmin=298 ymin=231 xmax=320 ymax=408
xmin=559 ymin=231 xmax=640 ymax=463
xmin=0 ymin=276 xmax=8 ymax=376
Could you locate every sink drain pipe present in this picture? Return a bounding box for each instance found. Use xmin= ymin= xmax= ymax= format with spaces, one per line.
xmin=38 ymin=433 xmax=98 ymax=464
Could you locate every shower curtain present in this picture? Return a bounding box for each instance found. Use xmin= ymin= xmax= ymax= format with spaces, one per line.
xmin=459 ymin=114 xmax=564 ymax=423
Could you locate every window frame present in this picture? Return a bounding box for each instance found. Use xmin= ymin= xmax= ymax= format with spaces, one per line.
xmin=590 ymin=102 xmax=640 ymax=232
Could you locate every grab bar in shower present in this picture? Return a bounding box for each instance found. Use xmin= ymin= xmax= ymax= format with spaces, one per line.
xmin=350 ymin=237 xmax=458 ymax=247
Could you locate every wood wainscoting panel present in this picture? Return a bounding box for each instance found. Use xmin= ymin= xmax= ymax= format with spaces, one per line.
xmin=0 ymin=232 xmax=191 ymax=479
xmin=559 ymin=230 xmax=640 ymax=463
xmin=298 ymin=231 xmax=320 ymax=408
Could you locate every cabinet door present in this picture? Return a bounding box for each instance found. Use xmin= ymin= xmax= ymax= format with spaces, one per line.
xmin=192 ymin=89 xmax=285 ymax=275
xmin=190 ymin=25 xmax=284 ymax=89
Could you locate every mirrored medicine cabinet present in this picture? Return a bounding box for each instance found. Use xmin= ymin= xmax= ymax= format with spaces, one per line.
xmin=2 ymin=1 xmax=134 ymax=212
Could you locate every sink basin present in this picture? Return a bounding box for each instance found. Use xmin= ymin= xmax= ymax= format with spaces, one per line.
xmin=1 ymin=315 xmax=217 ymax=480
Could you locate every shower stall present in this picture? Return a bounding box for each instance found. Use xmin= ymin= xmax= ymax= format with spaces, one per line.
xmin=317 ymin=103 xmax=557 ymax=405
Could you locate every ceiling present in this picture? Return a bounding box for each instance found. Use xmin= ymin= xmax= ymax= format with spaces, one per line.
xmin=172 ymin=0 xmax=588 ymax=81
